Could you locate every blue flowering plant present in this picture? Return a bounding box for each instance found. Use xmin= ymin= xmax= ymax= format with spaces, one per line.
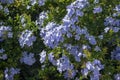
xmin=0 ymin=0 xmax=120 ymax=80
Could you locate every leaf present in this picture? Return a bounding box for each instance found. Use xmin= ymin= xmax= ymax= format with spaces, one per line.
xmin=83 ymin=50 xmax=91 ymax=59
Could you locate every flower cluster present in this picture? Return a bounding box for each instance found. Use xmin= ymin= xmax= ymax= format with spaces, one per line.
xmin=38 ymin=0 xmax=46 ymax=6
xmin=0 ymin=48 xmax=7 ymax=60
xmin=64 ymin=69 xmax=77 ymax=79
xmin=48 ymin=52 xmax=77 ymax=79
xmin=20 ymin=15 xmax=26 ymax=28
xmin=0 ymin=0 xmax=14 ymax=4
xmin=81 ymin=59 xmax=104 ymax=80
xmin=4 ymin=67 xmax=20 ymax=80
xmin=0 ymin=4 xmax=9 ymax=15
xmin=20 ymin=51 xmax=36 ymax=66
xmin=104 ymin=5 xmax=120 ymax=33
xmin=30 ymin=0 xmax=46 ymax=6
xmin=62 ymin=0 xmax=89 ymax=39
xmin=56 ymin=56 xmax=74 ymax=73
xmin=114 ymin=74 xmax=120 ymax=80
xmin=19 ymin=30 xmax=36 ymax=48
xmin=0 ymin=54 xmax=7 ymax=60
xmin=52 ymin=55 xmax=77 ymax=79
xmin=113 ymin=4 xmax=120 ymax=16
xmin=40 ymin=22 xmax=64 ymax=48
xmin=111 ymin=47 xmax=120 ymax=60
xmin=61 ymin=0 xmax=97 ymax=46
xmin=0 ymin=48 xmax=5 ymax=53
xmin=36 ymin=11 xmax=48 ymax=29
xmin=0 ymin=26 xmax=13 ymax=41
xmin=64 ymin=44 xmax=83 ymax=62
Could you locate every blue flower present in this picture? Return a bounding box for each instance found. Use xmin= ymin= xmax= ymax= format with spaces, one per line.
xmin=40 ymin=22 xmax=64 ymax=48
xmin=0 ymin=48 xmax=5 ymax=53
xmin=104 ymin=27 xmax=110 ymax=33
xmin=64 ymin=69 xmax=77 ymax=79
xmin=82 ymin=59 xmax=104 ymax=78
xmin=0 ymin=26 xmax=13 ymax=40
xmin=94 ymin=46 xmax=101 ymax=52
xmin=20 ymin=52 xmax=36 ymax=66
xmin=7 ymin=32 xmax=13 ymax=38
xmin=104 ymin=17 xmax=115 ymax=26
xmin=38 ymin=0 xmax=46 ymax=6
xmin=81 ymin=68 xmax=89 ymax=76
xmin=4 ymin=7 xmax=9 ymax=14
xmin=61 ymin=0 xmax=89 ymax=41
xmin=0 ymin=0 xmax=14 ymax=4
xmin=48 ymin=52 xmax=56 ymax=66
xmin=111 ymin=47 xmax=120 ymax=60
xmin=114 ymin=5 xmax=120 ymax=13
xmin=56 ymin=56 xmax=74 ymax=73
xmin=39 ymin=50 xmax=46 ymax=63
xmin=19 ymin=30 xmax=36 ymax=47
xmin=86 ymin=61 xmax=95 ymax=71
xmin=30 ymin=0 xmax=36 ymax=6
xmin=36 ymin=11 xmax=48 ymax=28
xmin=92 ymin=59 xmax=104 ymax=70
xmin=114 ymin=73 xmax=120 ymax=80
xmin=75 ymin=9 xmax=84 ymax=17
xmin=4 ymin=67 xmax=20 ymax=80
xmin=73 ymin=0 xmax=89 ymax=9
xmin=0 ymin=54 xmax=7 ymax=60
xmin=93 ymin=6 xmax=102 ymax=14
xmin=90 ymin=69 xmax=100 ymax=80
xmin=112 ymin=27 xmax=120 ymax=33
xmin=86 ymin=35 xmax=97 ymax=45
xmin=66 ymin=45 xmax=83 ymax=62
xmin=66 ymin=6 xmax=75 ymax=18
xmin=0 ymin=5 xmax=3 ymax=10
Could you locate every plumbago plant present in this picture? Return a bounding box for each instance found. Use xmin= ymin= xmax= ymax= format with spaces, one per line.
xmin=0 ymin=0 xmax=120 ymax=80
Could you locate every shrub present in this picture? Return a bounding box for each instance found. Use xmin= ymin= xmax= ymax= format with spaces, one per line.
xmin=0 ymin=0 xmax=120 ymax=80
